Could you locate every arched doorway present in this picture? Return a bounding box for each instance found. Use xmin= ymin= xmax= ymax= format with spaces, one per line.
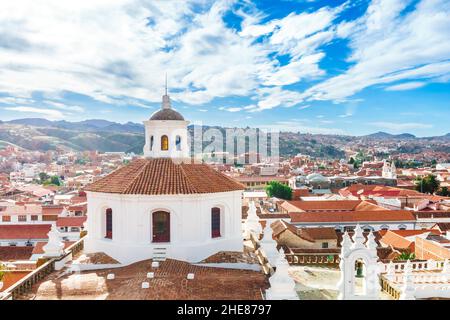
xmin=152 ymin=211 xmax=170 ymax=242
xmin=353 ymin=258 xmax=367 ymax=296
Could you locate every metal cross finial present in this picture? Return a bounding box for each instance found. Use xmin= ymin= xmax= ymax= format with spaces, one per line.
xmin=165 ymin=72 xmax=168 ymax=96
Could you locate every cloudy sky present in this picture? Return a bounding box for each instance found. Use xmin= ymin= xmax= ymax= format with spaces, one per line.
xmin=0 ymin=0 xmax=449 ymax=136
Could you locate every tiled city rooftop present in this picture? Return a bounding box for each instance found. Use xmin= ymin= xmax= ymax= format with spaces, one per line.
xmin=19 ymin=258 xmax=269 ymax=300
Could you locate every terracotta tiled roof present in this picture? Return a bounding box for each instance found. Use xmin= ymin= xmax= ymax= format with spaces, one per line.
xmin=271 ymin=219 xmax=337 ymax=242
xmin=434 ymin=223 xmax=450 ymax=232
xmin=0 ymin=246 xmax=34 ymax=261
xmin=282 ymin=200 xmax=381 ymax=212
xmin=339 ymin=184 xmax=422 ymax=198
xmin=32 ymin=241 xmax=74 ymax=255
xmin=379 ymin=230 xmax=415 ymax=250
xmin=56 ymin=216 xmax=87 ymax=228
xmin=0 ymin=224 xmax=51 ymax=240
xmin=85 ymin=158 xmax=245 ymax=195
xmin=19 ymin=258 xmax=268 ymax=300
xmin=42 ymin=206 xmax=64 ymax=216
xmin=300 ymin=227 xmax=338 ymax=240
xmin=289 ymin=210 xmax=416 ymax=223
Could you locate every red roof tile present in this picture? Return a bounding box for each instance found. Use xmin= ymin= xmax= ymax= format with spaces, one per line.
xmin=85 ymin=158 xmax=245 ymax=195
xmin=0 ymin=246 xmax=34 ymax=261
xmin=283 ymin=200 xmax=381 ymax=212
xmin=56 ymin=216 xmax=87 ymax=228
xmin=0 ymin=224 xmax=51 ymax=240
xmin=289 ymin=210 xmax=416 ymax=223
xmin=32 ymin=241 xmax=74 ymax=255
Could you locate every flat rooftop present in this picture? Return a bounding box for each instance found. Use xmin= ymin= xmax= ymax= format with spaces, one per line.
xmin=19 ymin=258 xmax=269 ymax=300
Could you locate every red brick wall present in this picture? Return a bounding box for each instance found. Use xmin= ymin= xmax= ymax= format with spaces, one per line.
xmin=415 ymin=237 xmax=450 ymax=260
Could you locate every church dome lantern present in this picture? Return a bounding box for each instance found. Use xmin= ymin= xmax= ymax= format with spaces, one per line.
xmin=143 ymin=78 xmax=190 ymax=159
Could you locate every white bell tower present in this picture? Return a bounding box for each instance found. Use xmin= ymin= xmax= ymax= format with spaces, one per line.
xmin=143 ymin=76 xmax=190 ymax=159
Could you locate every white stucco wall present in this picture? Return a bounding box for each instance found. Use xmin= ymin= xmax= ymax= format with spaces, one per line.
xmin=143 ymin=119 xmax=190 ymax=159
xmin=84 ymin=190 xmax=243 ymax=265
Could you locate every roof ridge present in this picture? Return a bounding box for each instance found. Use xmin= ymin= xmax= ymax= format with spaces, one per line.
xmin=122 ymin=159 xmax=152 ymax=194
xmin=179 ymin=161 xmax=200 ymax=193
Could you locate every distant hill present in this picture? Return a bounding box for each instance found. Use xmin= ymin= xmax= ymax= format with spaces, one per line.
xmin=5 ymin=118 xmax=144 ymax=133
xmin=364 ymin=131 xmax=416 ymax=140
xmin=0 ymin=118 xmax=448 ymax=158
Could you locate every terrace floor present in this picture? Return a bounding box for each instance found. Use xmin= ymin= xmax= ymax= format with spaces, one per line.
xmin=18 ymin=258 xmax=269 ymax=300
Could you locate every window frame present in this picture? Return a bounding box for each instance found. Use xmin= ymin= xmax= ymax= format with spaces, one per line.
xmin=105 ymin=208 xmax=113 ymax=239
xmin=161 ymin=135 xmax=169 ymax=151
xmin=211 ymin=207 xmax=221 ymax=238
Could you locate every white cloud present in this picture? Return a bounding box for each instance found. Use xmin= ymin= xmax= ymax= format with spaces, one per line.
xmin=222 ymin=107 xmax=243 ymax=112
xmin=369 ymin=121 xmax=433 ymax=131
xmin=0 ymin=0 xmax=448 ymax=116
xmin=385 ymin=82 xmax=426 ymax=91
xmin=258 ymin=120 xmax=345 ymax=134
xmin=4 ymin=106 xmax=64 ymax=119
xmin=45 ymin=101 xmax=84 ymax=112
xmin=303 ymin=0 xmax=450 ymax=102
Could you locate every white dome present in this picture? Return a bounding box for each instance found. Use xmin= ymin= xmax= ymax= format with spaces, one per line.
xmin=306 ymin=173 xmax=328 ymax=182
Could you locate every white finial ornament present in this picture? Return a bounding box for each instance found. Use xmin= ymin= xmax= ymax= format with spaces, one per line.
xmin=265 ymin=248 xmax=298 ymax=300
xmin=43 ymin=224 xmax=64 ymax=257
xmin=260 ymin=221 xmax=279 ymax=266
xmin=340 ymin=231 xmax=352 ymax=255
xmin=400 ymin=260 xmax=416 ymax=300
xmin=386 ymin=261 xmax=395 ymax=281
xmin=245 ymin=201 xmax=262 ymax=237
xmin=352 ymin=224 xmax=365 ymax=249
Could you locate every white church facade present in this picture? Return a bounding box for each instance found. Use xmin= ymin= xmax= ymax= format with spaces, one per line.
xmin=84 ymin=90 xmax=245 ymax=265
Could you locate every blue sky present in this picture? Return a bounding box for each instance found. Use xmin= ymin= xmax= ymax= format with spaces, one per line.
xmin=0 ymin=0 xmax=449 ymax=136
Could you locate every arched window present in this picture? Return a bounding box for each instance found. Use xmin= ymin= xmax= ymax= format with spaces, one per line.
xmin=105 ymin=208 xmax=112 ymax=239
xmin=152 ymin=211 xmax=170 ymax=242
xmin=161 ymin=135 xmax=169 ymax=151
xmin=380 ymin=224 xmax=389 ymax=231
xmin=363 ymin=225 xmax=374 ymax=232
xmin=211 ymin=207 xmax=221 ymax=238
xmin=150 ymin=136 xmax=154 ymax=151
xmin=176 ymin=135 xmax=181 ymax=151
xmin=398 ymin=224 xmax=407 ymax=230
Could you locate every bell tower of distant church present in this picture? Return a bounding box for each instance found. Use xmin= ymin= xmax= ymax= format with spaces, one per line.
xmin=382 ymin=160 xmax=397 ymax=179
xmin=143 ymin=76 xmax=190 ymax=159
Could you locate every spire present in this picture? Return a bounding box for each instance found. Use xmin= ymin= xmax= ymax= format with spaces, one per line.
xmin=352 ymin=224 xmax=365 ymax=249
xmin=162 ymin=73 xmax=171 ymax=110
xmin=165 ymin=72 xmax=168 ymax=96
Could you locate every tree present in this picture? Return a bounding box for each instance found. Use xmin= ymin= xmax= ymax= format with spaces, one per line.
xmin=265 ymin=181 xmax=292 ymax=200
xmin=49 ymin=175 xmax=61 ymax=186
xmin=39 ymin=172 xmax=50 ymax=183
xmin=415 ymin=174 xmax=440 ymax=194
xmin=395 ymin=251 xmax=416 ymax=261
xmin=437 ymin=187 xmax=450 ymax=197
xmin=348 ymin=157 xmax=355 ymax=165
